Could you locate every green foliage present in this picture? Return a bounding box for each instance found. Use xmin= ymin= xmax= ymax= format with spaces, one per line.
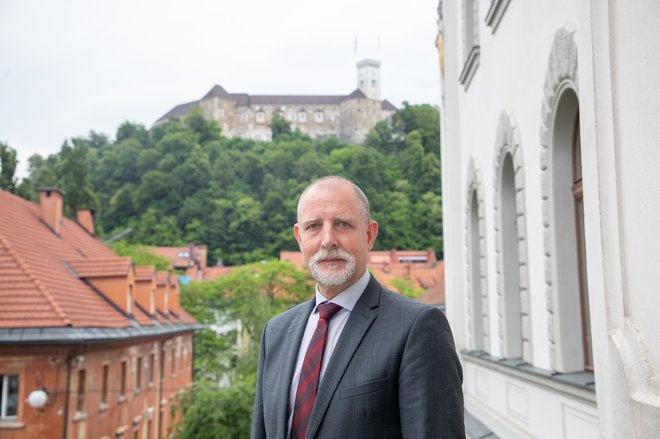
xmin=172 ymin=378 xmax=255 ymax=439
xmin=269 ymin=112 xmax=292 ymax=139
xmin=0 ymin=142 xmax=18 ymax=193
xmin=390 ymin=277 xmax=426 ymax=299
xmin=108 ymin=241 xmax=171 ymax=271
xmin=173 ymin=260 xmax=312 ymax=438
xmin=17 ymin=103 xmax=444 ymax=262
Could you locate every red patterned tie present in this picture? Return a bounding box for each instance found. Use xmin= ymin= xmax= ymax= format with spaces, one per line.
xmin=290 ymin=302 xmax=343 ymax=439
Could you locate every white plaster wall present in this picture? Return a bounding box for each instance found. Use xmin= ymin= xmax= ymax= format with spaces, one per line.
xmin=443 ymin=0 xmax=660 ymax=437
xmin=448 ymin=0 xmax=578 ymax=369
xmin=464 ymin=360 xmax=598 ymax=439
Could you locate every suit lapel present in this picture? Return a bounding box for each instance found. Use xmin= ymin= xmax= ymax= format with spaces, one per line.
xmin=275 ymin=299 xmax=316 ymax=438
xmin=305 ymin=276 xmax=382 ymax=438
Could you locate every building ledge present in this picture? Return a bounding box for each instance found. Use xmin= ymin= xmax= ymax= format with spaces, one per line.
xmin=0 ymin=420 xmax=25 ymax=429
xmin=485 ymin=0 xmax=511 ymax=32
xmin=462 ymin=350 xmax=596 ymax=404
xmin=459 ymin=46 xmax=480 ymax=89
xmin=465 ymin=409 xmax=500 ymax=439
xmin=0 ymin=322 xmax=202 ymax=345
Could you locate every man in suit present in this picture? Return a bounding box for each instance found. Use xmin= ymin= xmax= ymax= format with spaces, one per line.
xmin=251 ymin=176 xmax=464 ymax=439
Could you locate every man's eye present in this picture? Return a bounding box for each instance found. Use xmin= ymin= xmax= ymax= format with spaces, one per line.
xmin=337 ymin=221 xmax=351 ymax=228
xmin=307 ymin=223 xmax=320 ymax=230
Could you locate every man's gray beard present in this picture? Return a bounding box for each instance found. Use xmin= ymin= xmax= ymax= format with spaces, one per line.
xmin=309 ymin=248 xmax=356 ymax=287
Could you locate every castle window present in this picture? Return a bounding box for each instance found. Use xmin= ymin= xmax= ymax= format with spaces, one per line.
xmin=256 ymin=111 xmax=266 ymax=124
xmin=240 ymin=112 xmax=249 ymax=122
xmin=298 ymin=111 xmax=307 ymax=123
xmin=0 ymin=374 xmax=19 ymax=419
xmin=314 ymin=111 xmax=324 ymax=123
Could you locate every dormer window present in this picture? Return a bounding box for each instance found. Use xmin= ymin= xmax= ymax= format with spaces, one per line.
xmin=314 ymin=111 xmax=324 ymax=123
xmin=298 ymin=111 xmax=307 ymax=123
xmin=177 ymin=251 xmax=190 ymax=258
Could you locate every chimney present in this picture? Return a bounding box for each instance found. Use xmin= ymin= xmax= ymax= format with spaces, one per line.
xmin=169 ymin=275 xmax=180 ymax=315
xmin=38 ymin=188 xmax=64 ymax=235
xmin=77 ymin=209 xmax=95 ymax=235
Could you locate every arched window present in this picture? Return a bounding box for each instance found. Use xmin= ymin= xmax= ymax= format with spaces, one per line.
xmin=572 ymin=111 xmax=593 ymax=370
xmin=465 ymin=160 xmax=490 ymax=353
xmin=499 ymin=153 xmax=522 ymax=358
xmin=547 ymin=86 xmax=591 ymax=372
xmin=469 ymin=189 xmax=485 ymax=350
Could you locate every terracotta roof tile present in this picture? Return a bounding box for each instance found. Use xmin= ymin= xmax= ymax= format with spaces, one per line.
xmin=0 ymin=190 xmax=198 ymax=331
xmin=69 ymin=257 xmax=132 ymax=278
xmin=134 ymin=265 xmax=156 ymax=281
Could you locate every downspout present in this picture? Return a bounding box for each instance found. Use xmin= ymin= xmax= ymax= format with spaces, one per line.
xmin=62 ymin=353 xmax=73 ymax=439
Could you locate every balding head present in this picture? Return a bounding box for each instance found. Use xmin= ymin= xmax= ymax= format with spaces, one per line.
xmin=297 ymin=176 xmax=371 ymax=225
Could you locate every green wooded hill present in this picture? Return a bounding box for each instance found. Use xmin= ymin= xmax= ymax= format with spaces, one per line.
xmin=11 ymin=103 xmax=443 ymax=265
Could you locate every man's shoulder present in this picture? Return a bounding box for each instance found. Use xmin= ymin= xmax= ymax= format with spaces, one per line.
xmin=266 ymin=300 xmax=312 ymax=330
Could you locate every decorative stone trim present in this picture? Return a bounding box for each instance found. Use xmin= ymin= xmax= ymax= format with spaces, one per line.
xmin=485 ymin=0 xmax=511 ymax=32
xmin=459 ymin=46 xmax=480 ymax=89
xmin=465 ymin=158 xmax=490 ymax=352
xmin=539 ymin=24 xmax=578 ymax=371
xmin=492 ymin=109 xmax=532 ymax=362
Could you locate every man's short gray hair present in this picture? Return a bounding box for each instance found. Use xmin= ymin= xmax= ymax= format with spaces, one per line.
xmin=296 ymin=176 xmax=371 ymax=225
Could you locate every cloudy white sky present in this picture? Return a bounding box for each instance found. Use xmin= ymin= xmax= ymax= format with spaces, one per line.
xmin=0 ymin=0 xmax=441 ymax=178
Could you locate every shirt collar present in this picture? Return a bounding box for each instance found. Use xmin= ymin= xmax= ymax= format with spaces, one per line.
xmin=314 ymin=270 xmax=370 ymax=313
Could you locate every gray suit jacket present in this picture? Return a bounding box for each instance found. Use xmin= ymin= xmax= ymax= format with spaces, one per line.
xmin=251 ymin=275 xmax=464 ymax=438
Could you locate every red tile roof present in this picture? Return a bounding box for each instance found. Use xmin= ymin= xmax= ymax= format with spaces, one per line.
xmin=134 ymin=265 xmax=156 ymax=281
xmin=0 ymin=190 xmax=199 ymax=333
xmin=69 ymin=257 xmax=132 ymax=278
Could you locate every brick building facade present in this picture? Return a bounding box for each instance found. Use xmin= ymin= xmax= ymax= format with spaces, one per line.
xmin=0 ymin=189 xmax=201 ymax=439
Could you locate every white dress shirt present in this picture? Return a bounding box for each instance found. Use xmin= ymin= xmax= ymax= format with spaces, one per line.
xmin=286 ymin=270 xmax=370 ymax=436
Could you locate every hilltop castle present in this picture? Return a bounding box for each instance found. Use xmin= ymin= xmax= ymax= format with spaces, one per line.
xmin=156 ymin=59 xmax=397 ymax=144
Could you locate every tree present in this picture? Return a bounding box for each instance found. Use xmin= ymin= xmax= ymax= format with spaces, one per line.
xmin=57 ymin=139 xmax=99 ymax=217
xmin=109 ymin=241 xmax=171 ymax=271
xmin=0 ymin=142 xmax=18 ymax=193
xmin=270 ymin=112 xmax=292 ymax=139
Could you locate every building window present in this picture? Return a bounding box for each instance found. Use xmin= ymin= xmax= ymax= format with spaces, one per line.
xmin=120 ymin=361 xmax=127 ymax=398
xmin=0 ymin=374 xmax=19 ymax=419
xmin=136 ymin=357 xmax=142 ymax=391
xmin=240 ymin=111 xmax=249 ymax=122
xmin=76 ymin=369 xmax=86 ymax=412
xmin=298 ymin=111 xmax=307 ymax=123
xmin=499 ymin=153 xmax=523 ymax=359
xmin=171 ymin=348 xmax=176 ymax=375
xmin=101 ymin=365 xmax=109 ymax=405
xmin=469 ymin=190 xmax=485 ymax=351
xmin=547 ymin=86 xmax=591 ymax=373
xmin=314 ymin=111 xmax=324 ymax=123
xmin=176 ymin=251 xmax=190 ymax=258
xmin=256 ymin=111 xmax=266 ymax=124
xmin=459 ymin=0 xmax=480 ymax=88
xmin=572 ymin=111 xmax=593 ymax=370
xmin=148 ymin=353 xmax=155 ymax=385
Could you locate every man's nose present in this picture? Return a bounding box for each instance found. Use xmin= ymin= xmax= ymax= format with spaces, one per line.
xmin=320 ymin=225 xmax=339 ymax=249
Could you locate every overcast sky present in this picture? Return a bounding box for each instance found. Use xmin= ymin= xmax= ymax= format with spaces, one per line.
xmin=0 ymin=0 xmax=441 ymax=178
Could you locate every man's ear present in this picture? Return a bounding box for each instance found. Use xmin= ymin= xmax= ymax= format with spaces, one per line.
xmin=293 ymin=223 xmax=302 ymax=249
xmin=366 ymin=220 xmax=379 ymax=250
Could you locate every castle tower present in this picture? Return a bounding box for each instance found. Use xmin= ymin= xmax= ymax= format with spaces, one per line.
xmin=357 ymin=59 xmax=381 ymax=100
